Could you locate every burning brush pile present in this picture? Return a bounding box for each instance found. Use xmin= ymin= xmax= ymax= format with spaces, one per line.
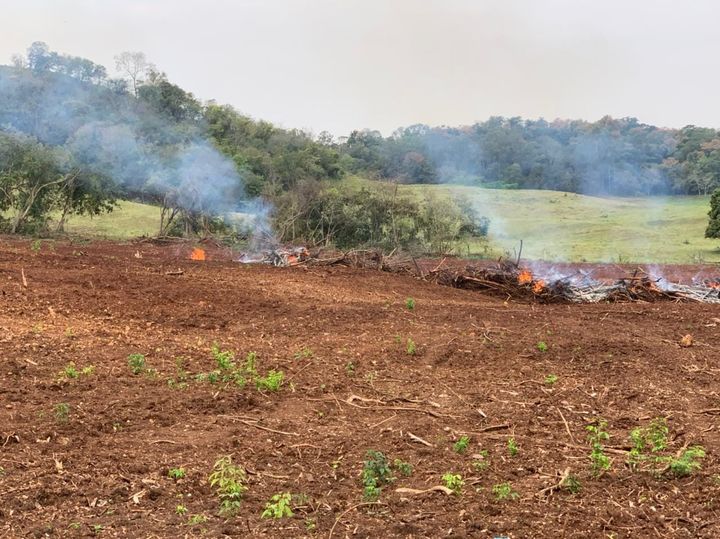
xmin=238 ymin=246 xmax=310 ymax=267
xmin=236 ymin=246 xmax=720 ymax=304
xmin=427 ymin=261 xmax=720 ymax=304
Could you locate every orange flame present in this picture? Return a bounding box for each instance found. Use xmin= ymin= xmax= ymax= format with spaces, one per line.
xmin=532 ymin=280 xmax=546 ymax=294
xmin=518 ymin=270 xmax=533 ymax=285
xmin=190 ymin=248 xmax=206 ymax=261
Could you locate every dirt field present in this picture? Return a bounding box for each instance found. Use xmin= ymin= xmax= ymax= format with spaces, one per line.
xmin=2 ymin=238 xmax=720 ymax=538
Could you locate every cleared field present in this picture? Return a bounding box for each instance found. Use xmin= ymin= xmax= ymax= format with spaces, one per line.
xmin=1 ymin=239 xmax=719 ymax=538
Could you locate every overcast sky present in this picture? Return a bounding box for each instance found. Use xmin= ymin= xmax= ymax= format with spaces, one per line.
xmin=2 ymin=0 xmax=719 ymax=136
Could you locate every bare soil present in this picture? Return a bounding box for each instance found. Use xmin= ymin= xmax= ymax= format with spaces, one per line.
xmin=1 ymin=237 xmax=720 ymax=538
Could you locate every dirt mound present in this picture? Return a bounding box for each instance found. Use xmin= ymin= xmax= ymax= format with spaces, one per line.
xmin=1 ymin=237 xmax=720 ymax=538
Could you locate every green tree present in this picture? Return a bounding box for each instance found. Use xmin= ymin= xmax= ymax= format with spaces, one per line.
xmin=706 ymin=188 xmax=720 ymax=239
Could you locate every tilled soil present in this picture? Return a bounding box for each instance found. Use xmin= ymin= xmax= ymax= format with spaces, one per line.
xmin=1 ymin=237 xmax=720 ymax=538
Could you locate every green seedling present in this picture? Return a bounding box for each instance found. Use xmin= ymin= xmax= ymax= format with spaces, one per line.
xmin=666 ymin=446 xmax=706 ymax=477
xmin=453 ymin=435 xmax=471 ymax=454
xmin=54 ymin=402 xmax=70 ymax=422
xmin=127 ymin=353 xmax=146 ymax=375
xmin=442 ymin=473 xmax=464 ymax=494
xmin=294 ymin=347 xmax=313 ymax=359
xmin=187 ymin=514 xmax=208 ymax=526
xmin=406 ymin=338 xmax=416 ymax=356
xmin=393 ymin=459 xmax=413 ymax=476
xmin=59 ymin=362 xmax=94 ymax=380
xmin=587 ymin=419 xmax=611 ymax=474
xmin=261 ymin=492 xmax=294 ymax=519
xmin=544 ymin=374 xmax=558 ymax=385
xmin=492 ymin=482 xmax=519 ymax=501
xmin=256 ymin=370 xmax=284 ymax=391
xmin=168 ymin=468 xmax=186 ymax=480
xmin=561 ymin=474 xmax=582 ymax=494
xmin=405 ymin=297 xmax=415 ymax=311
xmin=211 ymin=343 xmax=235 ymax=371
xmin=362 ymin=450 xmax=394 ymax=500
xmin=507 ymin=437 xmax=519 ymax=457
xmin=176 ymin=505 xmax=188 ymax=515
xmin=472 ymin=450 xmax=490 ymax=471
xmin=536 ymin=341 xmax=549 ymax=352
xmin=208 ymin=456 xmax=247 ymax=516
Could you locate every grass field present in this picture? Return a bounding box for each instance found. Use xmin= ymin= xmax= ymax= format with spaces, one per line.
xmin=346 ymin=178 xmax=720 ymax=264
xmin=63 ymin=200 xmax=161 ymax=239
xmin=57 ymin=183 xmax=720 ymax=264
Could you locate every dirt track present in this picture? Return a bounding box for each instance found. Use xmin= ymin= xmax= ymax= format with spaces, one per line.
xmin=1 ymin=238 xmax=720 ymax=538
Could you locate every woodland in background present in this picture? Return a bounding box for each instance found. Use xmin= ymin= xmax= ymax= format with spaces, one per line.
xmin=1 ymin=42 xmax=720 ymax=244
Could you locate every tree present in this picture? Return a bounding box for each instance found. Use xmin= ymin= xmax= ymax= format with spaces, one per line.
xmin=706 ymin=188 xmax=720 ymax=239
xmin=114 ymin=51 xmax=154 ymax=97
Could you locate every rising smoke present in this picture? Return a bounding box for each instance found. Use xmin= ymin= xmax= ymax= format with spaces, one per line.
xmin=0 ymin=57 xmax=264 ymax=236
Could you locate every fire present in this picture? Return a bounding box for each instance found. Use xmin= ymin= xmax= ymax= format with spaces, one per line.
xmin=190 ymin=248 xmax=206 ymax=261
xmin=704 ymin=279 xmax=720 ymax=289
xmin=532 ymin=280 xmax=546 ymax=294
xmin=518 ymin=270 xmax=533 ymax=285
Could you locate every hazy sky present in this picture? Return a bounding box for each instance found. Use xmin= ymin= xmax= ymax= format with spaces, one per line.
xmin=2 ymin=0 xmax=719 ymax=136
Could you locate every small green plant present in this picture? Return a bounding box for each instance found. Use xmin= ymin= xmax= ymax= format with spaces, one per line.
xmin=405 ymin=297 xmax=415 ymax=311
xmin=127 ymin=353 xmax=146 ymax=375
xmin=406 ymin=338 xmax=416 ymax=356
xmin=453 ymin=435 xmax=471 ymax=454
xmin=393 ymin=459 xmax=413 ymax=476
xmin=168 ymin=468 xmax=186 ymax=480
xmin=587 ymin=419 xmax=611 ymax=474
xmin=544 ymin=374 xmax=558 ymax=385
xmin=294 ymin=347 xmax=313 ymax=359
xmin=362 ymin=450 xmax=394 ymax=500
xmin=345 ymin=361 xmax=356 ymax=375
xmin=442 ymin=472 xmax=464 ymax=494
xmin=91 ymin=524 xmax=104 ymax=535
xmin=211 ymin=343 xmax=235 ymax=371
xmin=256 ymin=370 xmax=284 ymax=391
xmin=507 ymin=437 xmax=519 ymax=457
xmin=187 ymin=514 xmax=208 ymax=526
xmin=561 ymin=474 xmax=582 ymax=494
xmin=208 ymin=456 xmax=247 ymax=516
xmin=59 ymin=362 xmax=94 ymax=380
xmin=31 ymin=239 xmax=42 ymax=252
xmin=472 ymin=450 xmax=490 ymax=471
xmin=536 ymin=341 xmax=549 ymax=352
xmin=261 ymin=492 xmax=294 ymax=519
xmin=629 ymin=417 xmax=669 ymax=468
xmin=492 ymin=482 xmax=519 ymax=501
xmin=176 ymin=504 xmax=188 ymax=515
xmin=54 ymin=402 xmax=70 ymax=422
xmin=666 ymin=446 xmax=706 ymax=477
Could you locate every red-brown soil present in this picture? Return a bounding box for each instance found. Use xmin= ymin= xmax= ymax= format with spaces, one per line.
xmin=1 ymin=237 xmax=720 ymax=538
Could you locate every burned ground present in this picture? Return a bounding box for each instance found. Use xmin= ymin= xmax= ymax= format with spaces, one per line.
xmin=1 ymin=238 xmax=720 ymax=538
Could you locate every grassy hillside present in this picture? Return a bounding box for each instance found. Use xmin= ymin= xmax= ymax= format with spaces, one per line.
xmin=55 ymin=182 xmax=720 ymax=263
xmin=64 ymin=201 xmax=161 ymax=239
xmin=345 ymin=178 xmax=720 ymax=264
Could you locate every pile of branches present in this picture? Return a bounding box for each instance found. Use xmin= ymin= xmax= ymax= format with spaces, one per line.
xmin=247 ymin=247 xmax=720 ymax=304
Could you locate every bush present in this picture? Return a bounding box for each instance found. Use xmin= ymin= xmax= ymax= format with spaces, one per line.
xmin=272 ymin=181 xmax=489 ymax=253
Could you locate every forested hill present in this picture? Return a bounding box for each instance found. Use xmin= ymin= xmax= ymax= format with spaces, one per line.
xmin=344 ymin=119 xmax=720 ymax=196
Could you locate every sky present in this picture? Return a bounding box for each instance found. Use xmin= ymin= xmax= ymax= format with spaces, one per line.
xmin=2 ymin=0 xmax=719 ymax=136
